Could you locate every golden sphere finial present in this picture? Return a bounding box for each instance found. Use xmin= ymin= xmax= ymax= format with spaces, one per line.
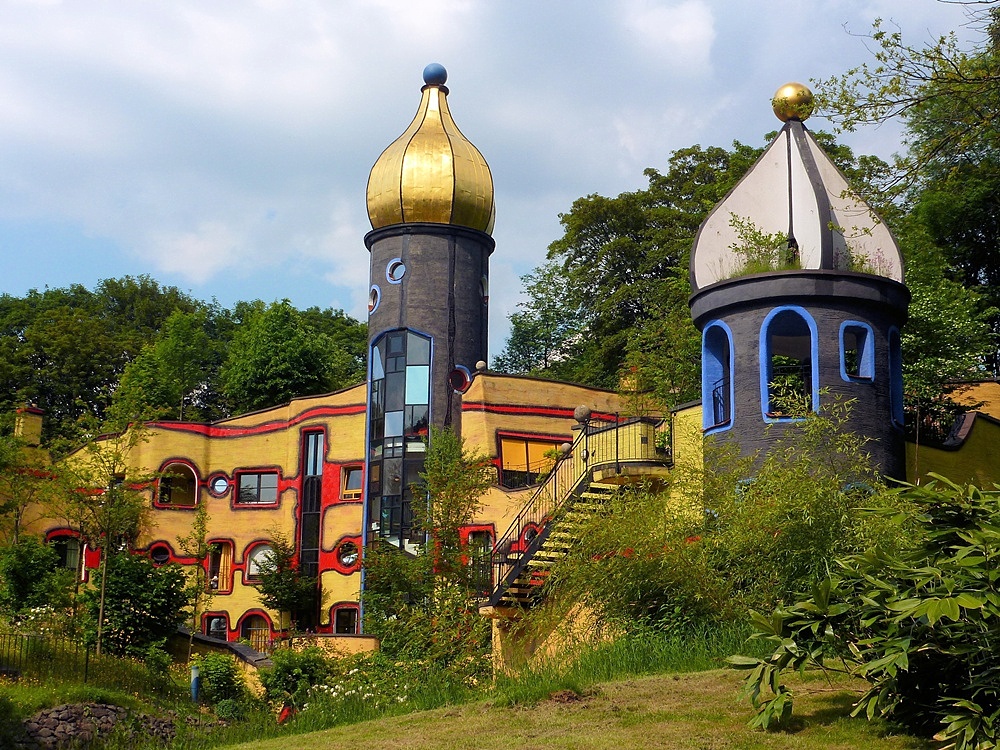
xmin=772 ymin=82 xmax=814 ymax=122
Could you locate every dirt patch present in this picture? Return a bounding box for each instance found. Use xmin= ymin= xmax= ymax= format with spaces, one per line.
xmin=547 ymin=690 xmax=583 ymax=704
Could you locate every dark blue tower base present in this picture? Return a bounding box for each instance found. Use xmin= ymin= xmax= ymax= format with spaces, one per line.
xmin=690 ymin=270 xmax=910 ymax=481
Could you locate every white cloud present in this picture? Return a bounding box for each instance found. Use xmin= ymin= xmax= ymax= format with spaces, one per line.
xmin=148 ymin=221 xmax=242 ymax=283
xmin=620 ymin=0 xmax=715 ymax=72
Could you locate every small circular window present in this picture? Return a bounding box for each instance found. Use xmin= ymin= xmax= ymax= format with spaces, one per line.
xmin=209 ymin=475 xmax=230 ymax=497
xmin=449 ymin=366 xmax=471 ymax=393
xmin=338 ymin=541 xmax=359 ymax=568
xmin=368 ymin=285 xmax=381 ymax=314
xmin=150 ymin=544 xmax=171 ymax=565
xmin=386 ymin=259 xmax=406 ymax=283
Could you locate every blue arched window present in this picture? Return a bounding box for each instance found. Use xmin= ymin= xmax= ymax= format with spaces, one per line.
xmin=840 ymin=321 xmax=875 ymax=381
xmin=760 ymin=307 xmax=818 ymax=420
xmin=702 ymin=321 xmax=734 ymax=432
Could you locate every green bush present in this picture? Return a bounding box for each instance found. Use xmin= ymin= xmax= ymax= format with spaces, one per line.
xmin=81 ymin=552 xmax=189 ymax=658
xmin=196 ymin=652 xmax=246 ymax=705
xmin=541 ymin=399 xmax=905 ymax=636
xmin=213 ymin=698 xmax=246 ymax=722
xmin=0 ymin=536 xmax=73 ymax=616
xmin=733 ymin=475 xmax=1000 ymax=749
xmin=295 ymin=651 xmax=477 ymax=727
xmin=259 ymin=646 xmax=331 ymax=708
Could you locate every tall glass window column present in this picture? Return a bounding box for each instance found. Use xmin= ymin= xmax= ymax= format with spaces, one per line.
xmin=367 ymin=330 xmax=431 ymax=553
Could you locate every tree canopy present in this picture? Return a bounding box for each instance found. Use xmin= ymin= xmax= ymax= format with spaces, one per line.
xmin=0 ymin=278 xmax=367 ymax=448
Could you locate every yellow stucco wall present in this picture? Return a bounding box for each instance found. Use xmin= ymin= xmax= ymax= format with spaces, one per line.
xmin=908 ymin=413 xmax=1000 ymax=487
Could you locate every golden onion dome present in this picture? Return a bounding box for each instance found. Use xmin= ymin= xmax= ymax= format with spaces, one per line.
xmin=367 ymin=64 xmax=495 ymax=235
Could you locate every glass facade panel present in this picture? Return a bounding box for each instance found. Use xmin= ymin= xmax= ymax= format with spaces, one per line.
xmin=405 ymin=365 xmax=429 ymax=405
xmin=367 ymin=329 xmax=431 ymax=552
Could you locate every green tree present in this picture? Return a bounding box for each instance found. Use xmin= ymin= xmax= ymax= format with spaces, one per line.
xmin=362 ymin=427 xmax=493 ymax=674
xmin=0 ymin=536 xmax=73 ymax=615
xmin=818 ymin=9 xmax=1000 ymax=370
xmin=416 ymin=426 xmax=494 ymax=565
xmin=254 ymin=531 xmax=317 ymax=637
xmin=221 ymin=300 xmax=361 ymax=413
xmin=177 ymin=502 xmax=214 ymax=660
xmin=81 ymin=551 xmax=189 ymax=658
xmin=540 ymin=141 xmax=764 ymax=388
xmin=0 ymin=276 xmax=201 ymax=446
xmin=63 ymin=423 xmax=151 ymax=655
xmin=493 ymin=262 xmax=582 ymax=377
xmin=0 ymin=433 xmax=65 ymax=546
xmin=112 ymin=308 xmax=220 ymax=422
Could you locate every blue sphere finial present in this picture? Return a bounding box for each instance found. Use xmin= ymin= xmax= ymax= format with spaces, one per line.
xmin=423 ymin=63 xmax=447 ymax=86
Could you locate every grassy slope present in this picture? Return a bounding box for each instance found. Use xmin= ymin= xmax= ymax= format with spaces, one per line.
xmin=227 ymin=670 xmax=930 ymax=750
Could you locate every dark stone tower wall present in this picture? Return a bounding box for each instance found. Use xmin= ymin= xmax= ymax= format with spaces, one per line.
xmin=365 ymin=222 xmax=493 ymax=432
xmin=690 ymin=271 xmax=910 ymax=480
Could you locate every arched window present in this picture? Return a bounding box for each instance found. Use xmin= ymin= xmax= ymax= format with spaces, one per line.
xmin=368 ymin=329 xmax=431 ymax=553
xmin=760 ymin=307 xmax=818 ymax=419
xmin=158 ymin=462 xmax=199 ymax=506
xmin=239 ymin=613 xmax=271 ymax=651
xmin=245 ymin=543 xmax=274 ymax=581
xmin=702 ymin=321 xmax=734 ymax=431
xmin=840 ymin=322 xmax=875 ymax=381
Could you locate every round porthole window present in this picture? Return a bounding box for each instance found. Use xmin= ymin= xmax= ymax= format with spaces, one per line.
xmin=338 ymin=541 xmax=359 ymax=568
xmin=386 ymin=259 xmax=406 ymax=283
xmin=209 ymin=475 xmax=230 ymax=497
xmin=368 ymin=285 xmax=381 ymax=314
xmin=449 ymin=366 xmax=471 ymax=393
xmin=150 ymin=544 xmax=171 ymax=565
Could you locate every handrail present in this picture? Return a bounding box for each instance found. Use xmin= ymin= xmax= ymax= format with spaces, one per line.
xmin=488 ymin=416 xmax=664 ymax=604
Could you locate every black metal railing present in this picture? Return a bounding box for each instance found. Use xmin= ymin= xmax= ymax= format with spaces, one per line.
xmin=0 ymin=632 xmax=177 ymax=695
xmin=711 ymin=377 xmax=730 ymax=426
xmin=487 ymin=416 xmax=664 ymax=605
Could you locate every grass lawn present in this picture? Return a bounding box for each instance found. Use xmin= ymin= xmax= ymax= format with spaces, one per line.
xmin=225 ymin=669 xmax=930 ymax=750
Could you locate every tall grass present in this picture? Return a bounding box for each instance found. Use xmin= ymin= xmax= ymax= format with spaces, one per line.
xmin=493 ymin=620 xmax=760 ymax=707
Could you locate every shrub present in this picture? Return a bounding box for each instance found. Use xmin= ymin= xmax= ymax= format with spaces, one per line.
xmin=196 ymin=652 xmax=246 ymax=705
xmin=259 ymin=646 xmax=331 ymax=708
xmin=0 ymin=695 xmax=26 ymax=750
xmin=733 ymin=475 xmax=1000 ymax=749
xmin=540 ymin=399 xmax=904 ymax=635
xmin=296 ymin=651 xmax=477 ymax=726
xmin=0 ymin=536 xmax=73 ymax=616
xmin=81 ymin=552 xmax=189 ymax=658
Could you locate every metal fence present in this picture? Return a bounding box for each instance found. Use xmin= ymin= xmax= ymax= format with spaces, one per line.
xmin=0 ymin=632 xmax=176 ymax=696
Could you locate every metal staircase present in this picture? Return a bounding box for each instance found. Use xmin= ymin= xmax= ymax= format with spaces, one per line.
xmin=482 ymin=416 xmax=670 ymax=610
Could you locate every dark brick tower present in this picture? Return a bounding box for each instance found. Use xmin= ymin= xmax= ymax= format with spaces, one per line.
xmin=688 ymin=83 xmax=910 ymax=479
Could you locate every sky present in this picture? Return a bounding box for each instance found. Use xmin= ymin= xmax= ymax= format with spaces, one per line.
xmin=0 ymin=0 xmax=987 ymax=357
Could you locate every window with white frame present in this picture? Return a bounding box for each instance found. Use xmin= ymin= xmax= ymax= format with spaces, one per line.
xmin=246 ymin=544 xmax=274 ymax=580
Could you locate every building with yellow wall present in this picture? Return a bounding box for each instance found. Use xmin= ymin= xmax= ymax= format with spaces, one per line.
xmin=18 ymin=72 xmax=1000 ymax=658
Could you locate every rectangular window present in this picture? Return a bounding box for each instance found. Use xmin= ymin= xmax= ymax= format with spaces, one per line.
xmin=207 ymin=542 xmax=233 ymax=592
xmin=342 ymin=467 xmax=363 ymax=501
xmin=499 ymin=436 xmax=562 ymax=489
xmin=334 ymin=608 xmax=358 ymax=635
xmin=236 ymin=472 xmax=279 ymax=505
